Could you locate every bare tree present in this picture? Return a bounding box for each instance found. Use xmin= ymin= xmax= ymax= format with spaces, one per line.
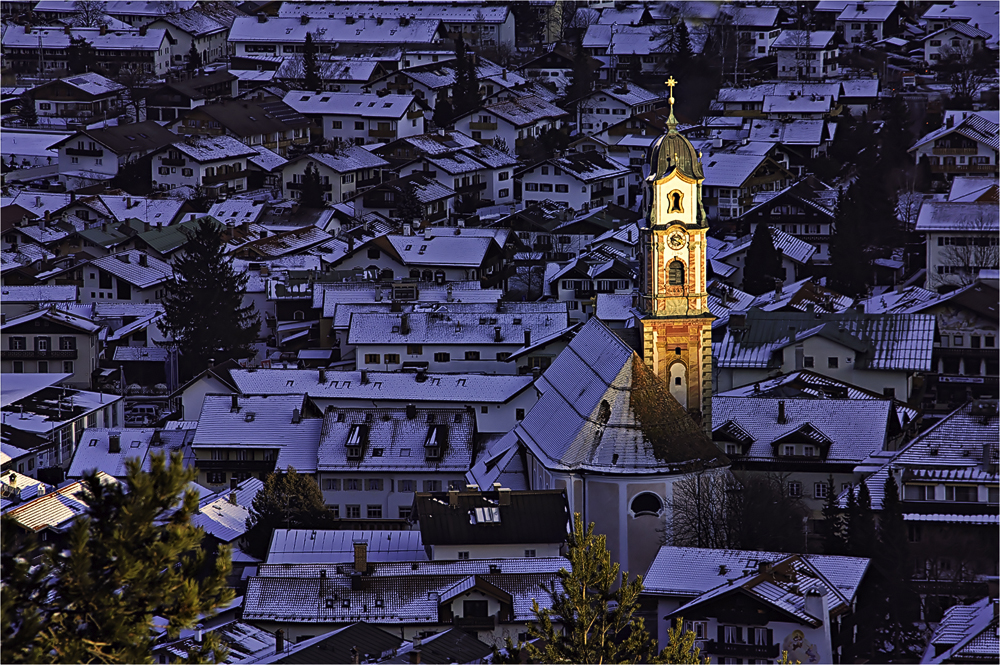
xmin=895 ymin=189 xmax=923 ymax=234
xmin=115 ymin=65 xmax=153 ymax=122
xmin=72 ymin=0 xmax=110 ymax=27
xmin=508 ymin=252 xmax=548 ymax=301
xmin=938 ymin=41 xmax=996 ymax=107
xmin=935 ymin=208 xmax=1000 ymax=289
xmin=664 ymin=469 xmax=809 ymax=552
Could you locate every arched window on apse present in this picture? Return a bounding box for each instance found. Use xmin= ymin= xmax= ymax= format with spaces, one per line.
xmin=668 ymin=260 xmax=685 ymax=287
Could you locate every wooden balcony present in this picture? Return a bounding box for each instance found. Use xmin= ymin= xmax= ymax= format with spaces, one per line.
xmin=706 ymin=641 xmax=779 ymax=658
xmin=407 ymin=109 xmax=423 ymax=120
xmin=357 ymin=175 xmax=381 ymax=188
xmin=286 ymin=181 xmax=332 ymax=191
xmin=368 ymin=128 xmax=397 ymax=139
xmin=65 ymin=147 xmax=103 ymax=157
xmin=195 ymin=459 xmax=276 ymax=472
xmin=457 ymin=181 xmax=487 ymax=194
xmin=160 ymin=157 xmax=185 ymax=166
xmin=202 ymin=171 xmax=246 ymax=185
xmin=932 ymin=147 xmax=978 ymax=155
xmin=454 ymin=615 xmax=496 ymax=630
xmin=2 ymin=349 xmax=77 ymax=360
xmin=469 ymin=121 xmax=498 ymax=130
xmin=930 ymin=164 xmax=996 ymax=173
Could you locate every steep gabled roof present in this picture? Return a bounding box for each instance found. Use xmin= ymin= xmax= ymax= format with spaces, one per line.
xmin=514 ymin=318 xmax=727 ymax=474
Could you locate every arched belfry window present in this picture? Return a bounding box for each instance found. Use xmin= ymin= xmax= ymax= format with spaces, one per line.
xmin=668 ymin=260 xmax=685 ymax=287
xmin=668 ymin=190 xmax=684 ymax=213
xmin=630 ymin=492 xmax=663 ymax=516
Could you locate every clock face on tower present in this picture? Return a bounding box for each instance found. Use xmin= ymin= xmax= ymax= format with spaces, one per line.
xmin=667 ymin=230 xmax=687 ymax=250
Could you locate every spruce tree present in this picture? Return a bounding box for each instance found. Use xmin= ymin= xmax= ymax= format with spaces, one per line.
xmin=67 ymin=36 xmax=97 ymax=74
xmin=851 ymin=481 xmax=876 ymax=558
xmin=1 ymin=452 xmax=233 ymax=664
xmin=303 ymin=32 xmax=321 ymax=91
xmin=396 ymin=182 xmax=424 ymax=225
xmin=242 ymin=468 xmax=333 ymax=560
xmin=821 ymin=474 xmax=846 ymax=555
xmin=742 ymin=223 xmax=784 ymax=296
xmin=17 ymin=94 xmax=37 ymax=127
xmin=673 ymin=19 xmax=693 ymax=75
xmin=186 ymin=41 xmax=202 ymax=72
xmin=452 ymin=36 xmax=480 ymax=117
xmin=829 ymin=187 xmax=870 ymax=298
xmin=567 ymin=31 xmax=594 ymax=102
xmin=842 ymin=484 xmax=857 ymax=550
xmin=298 ymin=162 xmax=326 ymax=208
xmin=433 ymin=96 xmax=454 ymax=128
xmin=159 ymin=218 xmax=261 ymax=378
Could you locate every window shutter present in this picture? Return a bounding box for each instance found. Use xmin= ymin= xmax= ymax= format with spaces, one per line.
xmin=718 ymin=625 xmax=725 ymax=644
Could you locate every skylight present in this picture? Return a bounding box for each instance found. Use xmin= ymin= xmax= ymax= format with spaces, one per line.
xmin=470 ymin=506 xmax=501 ymax=524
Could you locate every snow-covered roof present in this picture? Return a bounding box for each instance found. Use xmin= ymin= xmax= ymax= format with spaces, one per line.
xmin=249 ymin=145 xmax=288 ymax=172
xmin=914 ymin=201 xmax=998 ymax=232
xmin=291 ymin=147 xmax=389 ymax=174
xmin=473 ymin=95 xmax=567 ymax=127
xmin=0 ymin=284 xmax=77 ymax=303
xmin=2 ymin=25 xmax=167 ymax=51
xmin=925 ymin=596 xmax=999 ymax=664
xmin=948 ymin=176 xmax=998 ymax=203
xmin=771 ymin=30 xmax=836 ymax=49
xmin=167 ymin=135 xmax=258 ymax=162
xmin=42 ymin=72 xmax=125 ymax=97
xmin=910 ymin=113 xmax=999 ymax=152
xmin=279 ymin=1 xmax=510 ymax=24
xmin=836 ymin=2 xmax=897 ymax=22
xmin=283 ymin=91 xmax=416 ymax=119
xmin=88 ymin=250 xmax=172 ymax=288
xmin=1 ymin=307 xmax=101 ymax=334
xmin=700 ymin=151 xmax=777 ymax=188
xmin=586 ymin=84 xmax=662 ymax=108
xmin=545 ymin=151 xmax=630 ymax=183
xmin=266 ymin=529 xmax=427 ymax=565
xmin=747 ymin=119 xmax=827 ymax=145
xmin=229 ymin=16 xmax=441 ymax=46
xmin=347 ymin=310 xmax=570 ymax=347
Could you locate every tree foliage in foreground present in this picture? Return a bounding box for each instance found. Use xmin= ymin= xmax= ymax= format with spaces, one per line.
xmin=242 ymin=467 xmax=333 ymax=560
xmin=1 ymin=452 xmax=233 ymax=664
xmin=492 ymin=513 xmax=708 ymax=664
xmin=159 ymin=218 xmax=260 ymax=378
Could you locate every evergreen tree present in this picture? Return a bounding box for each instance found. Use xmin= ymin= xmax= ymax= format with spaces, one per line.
xmin=878 ymin=96 xmax=912 ymax=171
xmin=67 ymin=36 xmax=97 ymax=74
xmin=842 ymin=484 xmax=857 ymax=550
xmin=303 ymin=32 xmax=321 ymax=91
xmin=298 ymin=162 xmax=326 ymax=208
xmin=452 ymin=36 xmax=480 ymax=117
xmin=651 ymin=619 xmax=710 ymax=664
xmin=851 ymin=481 xmax=876 ymax=558
xmin=567 ymin=31 xmax=594 ymax=102
xmin=159 ymin=218 xmax=261 ymax=378
xmin=672 ymin=18 xmax=693 ymax=75
xmin=186 ymin=41 xmax=202 ymax=72
xmin=829 ymin=187 xmax=870 ymax=298
xmin=821 ymin=474 xmax=846 ymax=555
xmin=1 ymin=452 xmax=233 ymax=664
xmin=433 ymin=96 xmax=454 ymax=128
xmin=17 ymin=94 xmax=37 ymax=127
xmin=742 ymin=223 xmax=784 ymax=296
xmin=242 ymin=468 xmax=333 ymax=560
xmin=396 ymin=182 xmax=424 ymax=225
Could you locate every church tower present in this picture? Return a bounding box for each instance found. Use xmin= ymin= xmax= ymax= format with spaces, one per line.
xmin=637 ymin=78 xmax=713 ymax=434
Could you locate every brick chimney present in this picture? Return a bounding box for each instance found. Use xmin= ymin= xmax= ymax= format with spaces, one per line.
xmin=353 ymin=541 xmax=368 ymax=574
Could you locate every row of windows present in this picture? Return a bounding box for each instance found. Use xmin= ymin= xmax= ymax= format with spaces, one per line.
xmin=937 ymin=236 xmax=999 ymax=247
xmin=364 ymin=351 xmax=515 ymax=364
xmin=7 ymin=336 xmax=76 ymax=350
xmin=321 ymin=478 xmax=463 ymax=493
xmin=905 ymin=484 xmax=998 ymax=503
xmin=11 ymin=360 xmax=74 ymax=374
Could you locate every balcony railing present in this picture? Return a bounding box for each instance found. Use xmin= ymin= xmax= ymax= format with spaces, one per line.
xmin=591 ymin=185 xmax=614 ymax=199
xmin=160 ymin=157 xmax=185 ymax=166
xmin=469 ymin=121 xmax=498 ymax=130
xmin=368 ymin=128 xmax=397 ymax=139
xmin=357 ymin=175 xmax=381 ymax=188
xmin=195 ymin=459 xmax=276 ymax=472
xmin=932 ymin=147 xmax=978 ymax=155
xmin=2 ymin=349 xmax=77 ymax=360
xmin=202 ymin=171 xmax=246 ymax=185
xmin=65 ymin=147 xmax=103 ymax=157
xmin=705 ymin=641 xmax=779 ymax=658
xmin=457 ymin=181 xmax=487 ymax=193
xmin=930 ymin=164 xmax=996 ymax=173
xmin=454 ymin=616 xmax=496 ymax=629
xmin=574 ymin=289 xmax=596 ymax=299
xmin=286 ymin=182 xmax=332 ymax=191
xmin=407 ymin=109 xmax=423 ymax=120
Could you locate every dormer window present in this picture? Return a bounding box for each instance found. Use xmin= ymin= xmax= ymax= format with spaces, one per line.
xmin=783 ymin=445 xmax=795 ymax=456
xmin=803 ymin=445 xmax=815 ymax=457
xmin=346 ymin=424 xmax=368 ymax=460
xmin=425 ymin=424 xmax=447 ymax=460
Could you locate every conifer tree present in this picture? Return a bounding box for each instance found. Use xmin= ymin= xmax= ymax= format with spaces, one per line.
xmin=452 ymin=36 xmax=480 ymax=117
xmin=303 ymin=32 xmax=321 ymax=91
xmin=298 ymin=162 xmax=326 ymax=208
xmin=567 ymin=31 xmax=594 ymax=102
xmin=1 ymin=452 xmax=233 ymax=664
xmin=851 ymin=481 xmax=876 ymax=558
xmin=396 ymin=182 xmax=424 ymax=225
xmin=673 ymin=19 xmax=693 ymax=75
xmin=67 ymin=36 xmax=97 ymax=74
xmin=842 ymin=484 xmax=857 ymax=549
xmin=186 ymin=41 xmax=202 ymax=72
xmin=742 ymin=223 xmax=784 ymax=296
xmin=17 ymin=94 xmax=37 ymax=127
xmin=159 ymin=218 xmax=261 ymax=378
xmin=242 ymin=468 xmax=333 ymax=560
xmin=829 ymin=187 xmax=870 ymax=298
xmin=433 ymin=96 xmax=454 ymax=128
xmin=821 ymin=474 xmax=846 ymax=555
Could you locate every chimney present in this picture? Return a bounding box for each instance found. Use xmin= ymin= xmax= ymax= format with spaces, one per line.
xmin=446 ymin=285 xmax=454 ymax=302
xmin=523 ymin=330 xmax=531 ymax=346
xmin=406 ymin=404 xmax=417 ymax=419
xmin=63 ymin=25 xmax=71 ymax=35
xmin=778 ymin=400 xmax=787 ymax=424
xmin=348 ymin=236 xmax=355 ymax=252
xmin=231 ymin=394 xmax=240 ymax=412
xmin=423 ymin=227 xmax=432 ymax=240
xmin=803 ymin=587 xmax=827 ymax=621
xmin=138 ymin=254 xmax=148 ymax=267
xmin=855 ymin=302 xmax=865 ymax=314
xmin=109 ymin=432 xmax=121 ymax=454
xmin=498 ymin=487 xmax=511 ymax=506
xmin=257 ymin=13 xmax=267 ymax=23
xmin=400 ymin=313 xmax=410 ymax=335
xmin=946 ymin=116 xmax=954 ymax=128
xmin=275 ymin=629 xmax=284 ymax=653
xmin=361 ymin=369 xmax=369 ymax=384
xmin=100 ymin=24 xmax=107 ymax=35
xmin=319 ymin=368 xmax=326 ymax=384
xmin=448 ymin=488 xmax=459 ymax=507
xmin=403 ymin=223 xmax=412 ymax=236
xmin=300 ymin=14 xmax=310 ymax=24
xmin=291 ymin=408 xmax=301 ymax=424
xmin=229 ymin=490 xmax=238 ymax=505
xmin=353 ymin=541 xmax=368 ymax=573
xmin=139 ymin=25 xmax=147 ymax=36
xmin=494 ymin=326 xmax=502 ymax=342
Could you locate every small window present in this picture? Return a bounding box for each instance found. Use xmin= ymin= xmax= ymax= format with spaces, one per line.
xmin=524 ymin=549 xmax=536 ymax=557
xmin=364 ymin=354 xmax=381 ymax=364
xmin=783 ymin=445 xmax=795 ymax=456
xmin=384 ymin=354 xmax=400 ymax=364
xmin=367 ymin=504 xmax=382 ymax=518
xmin=828 ymin=357 xmax=839 ymax=368
xmin=407 ymin=344 xmax=423 ymax=355
xmin=465 ymin=351 xmax=480 ymax=361
xmin=814 ymin=482 xmax=829 ymax=499
xmin=367 ymin=248 xmax=380 ymax=259
xmin=953 ymin=335 xmax=964 ymax=346
xmin=516 ymin=408 xmax=525 ymax=420
xmin=788 ymin=482 xmax=802 ymax=497
xmin=803 ymin=356 xmax=814 ymax=368
xmin=434 ymin=352 xmax=451 ymax=362
xmin=458 ymin=551 xmax=470 ymax=560
xmin=346 ymin=505 xmax=361 ymax=519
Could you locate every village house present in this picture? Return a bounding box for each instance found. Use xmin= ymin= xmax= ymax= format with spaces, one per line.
xmin=369 ymin=59 xmax=528 ymax=115
xmin=908 ymin=114 xmax=999 ymax=180
xmin=549 ymin=247 xmax=636 ymax=323
xmin=149 ymin=136 xmax=259 ymax=195
xmin=146 ymin=4 xmax=244 ymax=68
xmin=47 ymin=121 xmax=178 ymax=189
xmin=835 ymin=1 xmax=900 ymax=45
xmin=1 ymin=308 xmax=101 ymax=387
xmin=520 ymin=151 xmax=631 ymax=212
xmin=699 ymin=148 xmax=795 ymax=219
xmin=31 ymin=0 xmax=198 ymax=27
xmin=740 ymin=177 xmax=838 ymax=265
xmin=282 ymin=149 xmax=389 ymax=204
xmin=166 ymin=99 xmax=311 ymax=157
xmin=1 ymin=24 xmax=171 ymax=76
xmin=281 ymin=91 xmax=424 ymax=146
xmin=576 ymin=84 xmax=662 ymax=135
xmin=720 ymin=5 xmax=785 ymax=59
xmin=919 ymin=22 xmax=991 ymax=66
xmin=708 ymin=227 xmax=818 ymax=287
xmin=352 ymin=173 xmax=456 ymax=225
xmin=143 ymin=70 xmax=240 ymax=123
xmin=24 ymin=73 xmax=125 ymax=120
xmin=772 ymin=30 xmax=841 ymax=81
xmin=453 ymin=95 xmax=568 ymax=155
xmin=915 ymin=199 xmax=999 ymax=291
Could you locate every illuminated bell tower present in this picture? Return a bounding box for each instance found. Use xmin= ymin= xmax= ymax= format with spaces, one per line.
xmin=637 ymin=77 xmax=713 ymax=434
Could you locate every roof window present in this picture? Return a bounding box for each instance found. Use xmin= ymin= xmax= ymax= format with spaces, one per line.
xmin=470 ymin=506 xmax=501 ymax=524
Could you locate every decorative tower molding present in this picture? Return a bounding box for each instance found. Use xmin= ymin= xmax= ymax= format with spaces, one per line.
xmin=637 ymin=77 xmax=714 ymax=434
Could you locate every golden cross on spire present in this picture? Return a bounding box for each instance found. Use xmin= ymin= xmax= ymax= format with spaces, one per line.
xmin=666 ymin=76 xmax=678 ymax=107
